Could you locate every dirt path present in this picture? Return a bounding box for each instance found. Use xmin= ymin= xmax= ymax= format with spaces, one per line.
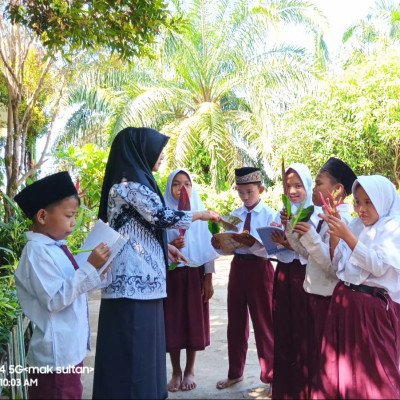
xmin=82 ymin=255 xmax=271 ymax=399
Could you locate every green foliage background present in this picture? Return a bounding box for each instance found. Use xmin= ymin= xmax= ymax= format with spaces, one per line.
xmin=274 ymin=47 xmax=400 ymax=185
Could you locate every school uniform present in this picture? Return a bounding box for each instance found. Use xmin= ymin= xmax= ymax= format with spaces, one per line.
xmin=272 ymin=163 xmax=320 ymax=400
xmin=317 ymin=175 xmax=400 ymax=399
xmin=163 ymin=169 xmax=219 ymax=352
xmin=219 ymin=197 xmax=277 ymax=384
xmin=285 ymin=157 xmax=357 ymax=398
xmin=286 ymin=202 xmax=353 ymax=397
xmin=14 ymin=171 xmax=110 ymax=400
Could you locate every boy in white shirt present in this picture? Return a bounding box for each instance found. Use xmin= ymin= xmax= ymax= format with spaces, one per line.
xmin=211 ymin=167 xmax=277 ymax=391
xmin=14 ymin=171 xmax=111 ymax=400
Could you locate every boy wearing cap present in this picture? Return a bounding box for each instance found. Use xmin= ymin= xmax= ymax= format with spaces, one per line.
xmin=285 ymin=157 xmax=357 ymax=398
xmin=14 ymin=171 xmax=111 ymax=400
xmin=211 ymin=167 xmax=277 ymax=391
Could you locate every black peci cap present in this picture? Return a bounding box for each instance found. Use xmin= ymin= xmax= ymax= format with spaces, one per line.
xmin=235 ymin=167 xmax=262 ymax=185
xmin=14 ymin=171 xmax=78 ymax=219
xmin=320 ymin=157 xmax=357 ymax=196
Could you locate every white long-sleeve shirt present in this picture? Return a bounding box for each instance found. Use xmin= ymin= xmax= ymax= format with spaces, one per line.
xmin=333 ymin=220 xmax=400 ymax=304
xmin=15 ymin=232 xmax=110 ymax=368
xmin=286 ymin=203 xmax=353 ymax=296
xmin=216 ymin=201 xmax=277 ymax=258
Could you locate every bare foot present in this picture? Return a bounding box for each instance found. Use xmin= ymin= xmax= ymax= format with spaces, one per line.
xmin=168 ymin=372 xmax=182 ymax=392
xmin=181 ymin=372 xmax=196 ymax=391
xmin=216 ymin=376 xmax=243 ymax=389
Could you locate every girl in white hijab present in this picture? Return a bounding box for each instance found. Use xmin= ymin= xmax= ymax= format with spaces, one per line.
xmin=270 ymin=163 xmax=319 ymax=399
xmin=317 ymin=175 xmax=400 ymax=399
xmin=163 ymin=169 xmax=219 ymax=393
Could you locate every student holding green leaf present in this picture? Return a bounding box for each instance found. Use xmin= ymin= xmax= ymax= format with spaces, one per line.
xmin=285 ymin=157 xmax=357 ymax=398
xmin=163 ymin=169 xmax=219 ymax=393
xmin=270 ymin=163 xmax=319 ymax=400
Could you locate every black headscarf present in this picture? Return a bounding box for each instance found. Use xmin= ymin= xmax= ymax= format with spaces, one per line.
xmin=98 ymin=127 xmax=170 ymax=262
xmin=99 ymin=127 xmax=169 ymax=221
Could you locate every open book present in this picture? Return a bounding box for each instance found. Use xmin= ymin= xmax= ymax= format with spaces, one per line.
xmin=256 ymin=226 xmax=287 ymax=256
xmin=75 ymin=220 xmax=127 ymax=274
xmin=213 ymin=231 xmax=258 ymax=254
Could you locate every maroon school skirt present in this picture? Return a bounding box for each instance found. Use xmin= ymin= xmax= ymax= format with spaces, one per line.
xmin=164 ymin=265 xmax=210 ymax=352
xmin=307 ymin=291 xmax=331 ymax=397
xmin=28 ymin=361 xmax=83 ymax=400
xmin=272 ymin=259 xmax=309 ymax=399
xmin=316 ymin=281 xmax=400 ymax=399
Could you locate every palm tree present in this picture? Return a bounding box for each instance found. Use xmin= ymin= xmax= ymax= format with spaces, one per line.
xmin=370 ymin=0 xmax=400 ymax=40
xmin=59 ymin=0 xmax=327 ymax=189
xmin=341 ymin=0 xmax=400 ymax=63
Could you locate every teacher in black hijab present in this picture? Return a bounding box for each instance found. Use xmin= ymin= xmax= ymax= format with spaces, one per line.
xmin=93 ymin=127 xmax=220 ymax=400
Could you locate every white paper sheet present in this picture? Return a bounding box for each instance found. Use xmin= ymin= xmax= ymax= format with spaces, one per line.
xmin=75 ymin=220 xmax=127 ymax=274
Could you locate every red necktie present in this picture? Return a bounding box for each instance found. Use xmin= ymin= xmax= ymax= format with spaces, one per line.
xmin=243 ymin=212 xmax=251 ymax=232
xmin=60 ymin=244 xmax=80 ymax=270
xmin=316 ymin=220 xmax=323 ymax=233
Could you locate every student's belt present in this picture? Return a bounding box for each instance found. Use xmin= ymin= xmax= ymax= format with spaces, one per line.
xmin=234 ymin=253 xmax=269 ymax=261
xmin=342 ymin=281 xmax=389 ymax=311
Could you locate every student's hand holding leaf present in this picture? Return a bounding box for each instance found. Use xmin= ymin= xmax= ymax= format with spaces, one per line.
xmin=280 ymin=208 xmax=292 ymax=226
xmin=170 ymin=236 xmax=185 ymax=249
xmin=292 ymin=222 xmax=311 ymax=236
xmin=194 ymin=210 xmax=221 ymax=222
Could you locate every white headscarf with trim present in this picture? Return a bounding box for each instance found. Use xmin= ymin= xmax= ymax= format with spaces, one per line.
xmin=350 ymin=175 xmax=400 ymax=269
xmin=164 ymin=169 xmax=219 ymax=266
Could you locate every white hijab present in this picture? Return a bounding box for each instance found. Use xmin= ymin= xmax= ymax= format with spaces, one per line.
xmin=286 ymin=162 xmax=320 ymax=226
xmin=350 ymin=175 xmax=400 ymax=269
xmin=164 ymin=169 xmax=219 ymax=266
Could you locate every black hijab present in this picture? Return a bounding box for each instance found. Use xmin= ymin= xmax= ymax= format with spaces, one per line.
xmin=98 ymin=127 xmax=170 ymax=262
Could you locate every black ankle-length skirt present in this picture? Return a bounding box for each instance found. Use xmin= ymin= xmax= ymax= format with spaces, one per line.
xmin=92 ymin=298 xmax=167 ymax=400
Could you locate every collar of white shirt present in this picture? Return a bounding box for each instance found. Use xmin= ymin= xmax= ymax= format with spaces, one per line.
xmin=232 ymin=200 xmax=264 ymax=218
xmin=25 ymin=231 xmax=67 ymax=246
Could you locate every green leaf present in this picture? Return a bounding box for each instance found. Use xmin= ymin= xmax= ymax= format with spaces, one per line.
xmin=281 ymin=194 xmax=292 ymax=217
xmin=291 ymin=200 xmax=305 ymax=227
xmin=168 ymin=262 xmax=178 ymax=271
xmin=296 ymin=205 xmax=314 ymax=223
xmin=208 ymin=220 xmax=220 ymax=235
xmin=291 ymin=203 xmax=314 ymax=227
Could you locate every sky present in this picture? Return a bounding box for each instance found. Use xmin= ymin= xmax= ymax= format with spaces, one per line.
xmin=315 ymin=0 xmax=379 ymax=55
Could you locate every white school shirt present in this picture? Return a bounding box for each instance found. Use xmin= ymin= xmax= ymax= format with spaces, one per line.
xmin=333 ymin=176 xmax=400 ymax=303
xmin=217 ymin=201 xmax=277 ymax=258
xmin=15 ymin=232 xmax=110 ymax=368
xmin=333 ymin=227 xmax=400 ymax=303
xmin=286 ymin=203 xmax=353 ymax=297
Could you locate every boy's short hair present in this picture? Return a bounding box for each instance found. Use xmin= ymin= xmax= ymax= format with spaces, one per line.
xmin=319 ymin=157 xmax=357 ymax=196
xmin=14 ymin=171 xmax=78 ymax=219
xmin=235 ymin=167 xmax=262 ymax=185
